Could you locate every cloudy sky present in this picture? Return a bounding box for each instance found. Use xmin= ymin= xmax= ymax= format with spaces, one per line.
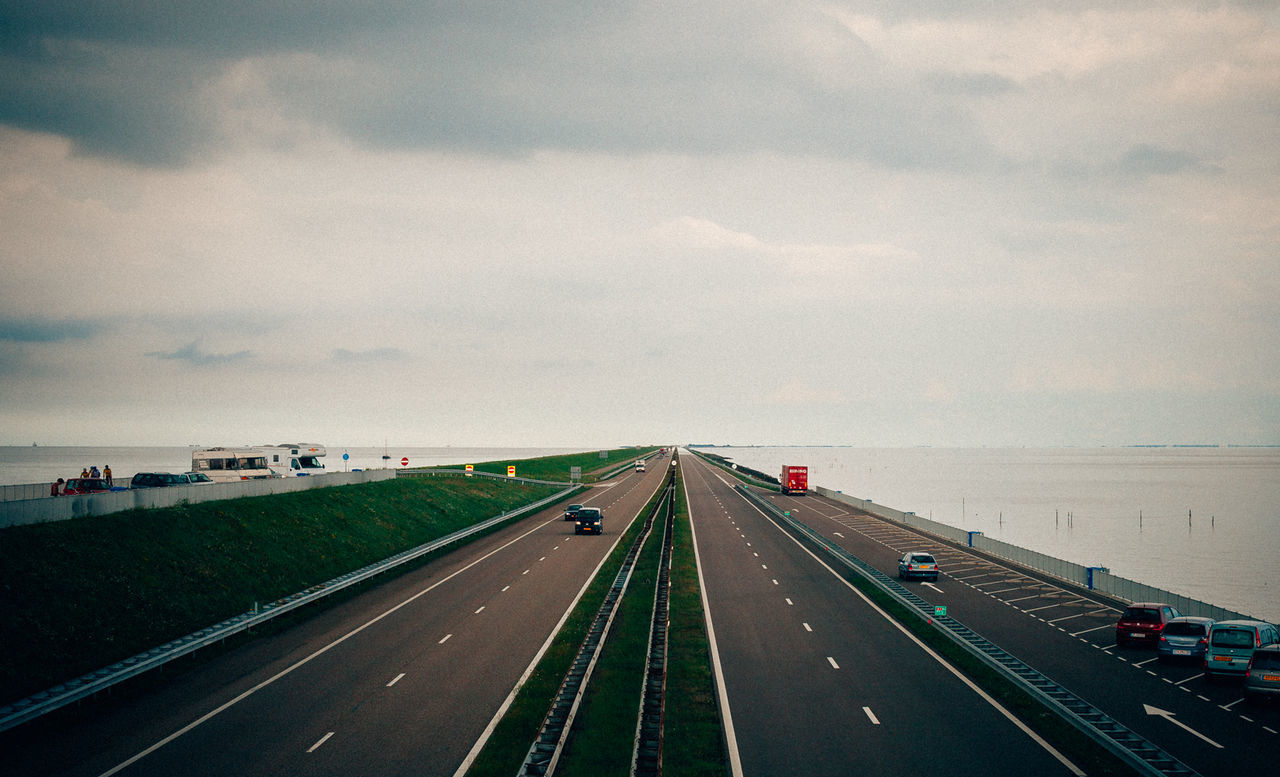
xmin=1 ymin=1 xmax=1277 ymax=448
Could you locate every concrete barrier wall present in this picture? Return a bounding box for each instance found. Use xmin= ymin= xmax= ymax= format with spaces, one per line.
xmin=0 ymin=470 xmax=397 ymax=529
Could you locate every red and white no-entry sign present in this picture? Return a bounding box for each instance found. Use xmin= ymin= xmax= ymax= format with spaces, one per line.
xmin=400 ymin=457 xmax=409 ymax=467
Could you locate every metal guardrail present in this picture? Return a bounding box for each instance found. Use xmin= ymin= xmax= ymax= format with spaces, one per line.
xmin=0 ymin=484 xmax=582 ymax=733
xmin=396 ymin=468 xmax=574 ymax=487
xmin=737 ymin=485 xmax=1200 ymax=777
xmin=518 ymin=476 xmax=672 ymax=777
xmin=632 ymin=482 xmax=674 ymax=777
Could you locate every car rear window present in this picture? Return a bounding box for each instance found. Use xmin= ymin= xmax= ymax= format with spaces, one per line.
xmin=1122 ymin=608 xmax=1160 ymax=623
xmin=1212 ymin=628 xmax=1255 ymax=648
xmin=1164 ymin=622 xmax=1207 ymax=637
xmin=1251 ymin=650 xmax=1280 ymax=670
xmin=912 ymin=555 xmax=936 ymax=564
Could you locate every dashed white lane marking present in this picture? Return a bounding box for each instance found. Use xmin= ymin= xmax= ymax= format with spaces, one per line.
xmin=753 ymin=552 xmax=759 ymax=557
xmin=523 ymin=569 xmax=530 ymax=575
xmin=761 ymin=564 xmax=768 ymax=570
xmin=833 ymin=532 xmax=844 ymax=538
xmin=474 ymin=606 xmax=485 ymax=614
xmin=863 ymin=706 xmax=880 ymax=725
xmin=539 ymin=556 xmax=546 ymax=562
xmin=785 ymin=598 xmax=793 ymax=605
xmin=307 ymin=732 xmax=335 ymax=753
xmin=827 ymin=657 xmax=840 ymax=669
xmin=387 ymin=673 xmax=405 ymax=687
xmin=439 ymin=633 xmax=453 ymax=644
xmin=771 ymin=579 xmax=779 ymax=585
xmin=803 ymin=623 xmax=813 ymax=632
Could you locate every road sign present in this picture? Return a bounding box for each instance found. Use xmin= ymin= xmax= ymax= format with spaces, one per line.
xmin=934 ymin=605 xmax=947 ymax=617
xmin=507 ymin=465 xmax=516 ymax=477
xmin=401 ymin=457 xmax=409 ymax=467
xmin=465 ymin=464 xmax=474 ymax=476
xmin=342 ymin=452 xmax=349 ymax=461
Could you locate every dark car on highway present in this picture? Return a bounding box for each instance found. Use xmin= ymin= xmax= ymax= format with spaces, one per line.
xmin=563 ymin=503 xmax=584 ymax=521
xmin=1115 ymin=603 xmax=1181 ymax=647
xmin=897 ymin=552 xmax=939 ymax=582
xmin=575 ymin=507 xmax=603 ymax=535
xmin=130 ymin=472 xmax=191 ymax=488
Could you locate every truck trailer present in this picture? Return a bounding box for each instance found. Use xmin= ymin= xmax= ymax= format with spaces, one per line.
xmin=780 ymin=465 xmax=808 ymax=495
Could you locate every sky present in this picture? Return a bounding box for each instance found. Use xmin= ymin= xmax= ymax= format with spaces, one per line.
xmin=1 ymin=1 xmax=1277 ymax=448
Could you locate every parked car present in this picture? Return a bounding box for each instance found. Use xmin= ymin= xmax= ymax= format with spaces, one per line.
xmin=897 ymin=552 xmax=939 ymax=582
xmin=1115 ymin=603 xmax=1182 ymax=647
xmin=182 ymin=472 xmax=214 ymax=484
xmin=563 ymin=503 xmax=584 ymax=521
xmin=1205 ymin=620 xmax=1280 ymax=679
xmin=575 ymin=507 xmax=603 ymax=535
xmin=61 ymin=477 xmax=111 ymax=495
xmin=130 ymin=472 xmax=191 ymax=488
xmin=1157 ymin=616 xmax=1215 ymax=662
xmin=1244 ymin=644 xmax=1280 ymax=702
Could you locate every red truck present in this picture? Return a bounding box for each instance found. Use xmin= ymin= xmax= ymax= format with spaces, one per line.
xmin=780 ymin=465 xmax=808 ymax=495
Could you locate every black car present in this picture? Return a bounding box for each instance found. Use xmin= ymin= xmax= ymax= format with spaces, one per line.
xmin=130 ymin=472 xmax=191 ymax=488
xmin=563 ymin=503 xmax=584 ymax=521
xmin=575 ymin=507 xmax=603 ymax=535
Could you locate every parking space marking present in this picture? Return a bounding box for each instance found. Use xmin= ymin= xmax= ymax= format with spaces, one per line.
xmin=1024 ymin=603 xmax=1063 ymax=613
xmin=1134 ymin=657 xmax=1160 ymax=667
xmin=307 ymin=732 xmax=335 ymax=753
xmin=1050 ymin=612 xmax=1088 ymax=624
xmin=387 ymin=673 xmax=405 ymax=687
xmin=827 ymin=657 xmax=840 ymax=669
xmin=1004 ymin=594 xmax=1041 ymax=603
xmin=1071 ymin=624 xmax=1113 ymax=637
xmin=803 ymin=623 xmax=813 ymax=632
xmin=439 ymin=634 xmax=453 ymax=644
xmin=863 ymin=706 xmax=880 ymax=725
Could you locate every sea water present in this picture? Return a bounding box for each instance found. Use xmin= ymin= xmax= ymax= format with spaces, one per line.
xmin=701 ymin=446 xmax=1280 ymax=623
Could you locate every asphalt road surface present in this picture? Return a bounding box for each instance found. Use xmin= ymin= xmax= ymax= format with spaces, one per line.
xmin=3 ymin=464 xmax=667 ymax=777
xmin=680 ymin=453 xmax=1083 ymax=777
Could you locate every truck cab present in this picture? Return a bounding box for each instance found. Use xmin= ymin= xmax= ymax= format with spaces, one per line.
xmin=634 ymin=459 xmax=646 ymax=472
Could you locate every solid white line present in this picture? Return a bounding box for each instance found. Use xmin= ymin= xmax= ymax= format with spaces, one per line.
xmin=1049 ymin=612 xmax=1086 ymax=623
xmin=863 ymin=706 xmax=880 ymax=725
xmin=307 ymin=732 xmax=334 ymax=753
xmin=1071 ymin=624 xmax=1113 ymax=636
xmin=97 ymin=509 xmax=573 ymax=777
xmin=386 ymin=673 xmax=405 ymax=687
xmin=1173 ymin=674 xmax=1199 ymax=686
xmin=743 ymin=494 xmax=1086 ymax=777
xmin=1004 ymin=594 xmax=1041 ymax=603
xmin=683 ymin=464 xmax=744 ymax=777
xmin=1134 ymin=657 xmax=1159 ymax=666
xmin=439 ymin=634 xmax=453 ymax=644
xmin=827 ymin=657 xmax=840 ymax=669
xmin=1023 ymin=603 xmax=1062 ymax=613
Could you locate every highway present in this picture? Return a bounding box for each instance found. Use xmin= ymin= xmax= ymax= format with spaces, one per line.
xmin=3 ymin=464 xmax=667 ymax=777
xmin=754 ymin=474 xmax=1279 ymax=776
xmin=680 ymin=453 xmax=1082 ymax=776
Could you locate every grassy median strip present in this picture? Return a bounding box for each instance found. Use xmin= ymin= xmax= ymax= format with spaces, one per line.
xmin=429 ymin=447 xmax=660 ymax=482
xmin=0 ymin=475 xmax=563 ymax=705
xmin=465 ymin=478 xmax=671 ymax=776
xmin=663 ymin=465 xmax=728 ymax=777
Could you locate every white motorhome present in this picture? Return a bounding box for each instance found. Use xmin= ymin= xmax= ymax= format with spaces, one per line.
xmin=191 ymin=448 xmax=274 ymax=482
xmin=256 ymin=444 xmax=327 ymax=477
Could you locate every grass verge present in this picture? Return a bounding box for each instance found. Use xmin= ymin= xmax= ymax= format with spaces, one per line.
xmin=428 ymin=447 xmax=660 ymax=482
xmin=0 ymin=475 xmax=563 ymax=704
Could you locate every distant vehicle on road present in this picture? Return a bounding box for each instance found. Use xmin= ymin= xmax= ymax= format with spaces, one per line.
xmin=897 ymin=552 xmax=939 ymax=582
xmin=1114 ymin=603 xmax=1181 ymax=647
xmin=635 ymin=460 xmax=646 ymax=472
xmin=575 ymin=507 xmax=603 ymax=535
xmin=1244 ymin=644 xmax=1280 ymax=702
xmin=130 ymin=472 xmax=191 ymax=489
xmin=191 ymin=448 xmax=273 ymax=482
xmin=1205 ymin=620 xmax=1280 ymax=679
xmin=563 ymin=503 xmax=584 ymax=521
xmin=1157 ymin=616 xmax=1215 ymax=662
xmin=780 ymin=465 xmax=807 ymax=494
xmin=61 ymin=478 xmax=111 ymax=495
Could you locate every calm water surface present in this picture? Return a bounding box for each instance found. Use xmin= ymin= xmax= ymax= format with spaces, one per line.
xmin=702 ymin=446 xmax=1280 ymax=623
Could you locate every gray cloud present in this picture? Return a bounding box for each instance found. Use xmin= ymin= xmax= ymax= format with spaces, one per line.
xmin=147 ymin=341 xmax=253 ymax=366
xmin=0 ymin=316 xmax=102 ymax=342
xmin=1120 ymin=144 xmax=1222 ymax=177
xmin=332 ymin=347 xmax=405 ymax=363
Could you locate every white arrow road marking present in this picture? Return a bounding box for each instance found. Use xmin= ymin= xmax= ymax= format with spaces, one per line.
xmin=1143 ymin=704 xmax=1223 ymax=748
xmin=922 ymin=582 xmax=944 ymax=594
xmin=833 ymin=532 xmax=845 ymax=538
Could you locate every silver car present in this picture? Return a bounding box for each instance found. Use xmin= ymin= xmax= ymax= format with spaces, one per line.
xmin=1245 ymin=644 xmax=1280 ymax=702
xmin=1157 ymin=616 xmax=1214 ymax=662
xmin=897 ymin=552 xmax=939 ymax=582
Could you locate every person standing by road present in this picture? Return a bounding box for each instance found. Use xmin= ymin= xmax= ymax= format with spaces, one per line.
xmin=103 ymin=465 xmax=112 ymax=487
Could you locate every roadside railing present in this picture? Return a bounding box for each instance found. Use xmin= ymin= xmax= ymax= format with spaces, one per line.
xmin=0 ymin=484 xmax=581 ymax=733
xmin=739 ymin=484 xmax=1199 ymax=777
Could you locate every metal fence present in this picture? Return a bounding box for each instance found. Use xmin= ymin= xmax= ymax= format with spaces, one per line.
xmin=815 ymin=486 xmax=1262 ymax=623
